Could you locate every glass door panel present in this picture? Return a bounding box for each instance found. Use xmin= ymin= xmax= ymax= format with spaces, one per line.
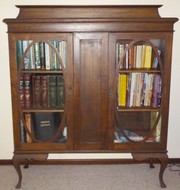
xmin=15 ymin=35 xmax=72 ymax=148
xmin=109 ymin=34 xmax=166 ymax=149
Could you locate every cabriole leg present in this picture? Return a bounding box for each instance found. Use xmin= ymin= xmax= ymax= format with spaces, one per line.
xmin=12 ymin=153 xmax=48 ymax=189
xmin=132 ymin=153 xmax=168 ymax=188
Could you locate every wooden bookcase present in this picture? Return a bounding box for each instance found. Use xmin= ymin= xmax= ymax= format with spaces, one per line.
xmin=3 ymin=5 xmax=178 ymax=188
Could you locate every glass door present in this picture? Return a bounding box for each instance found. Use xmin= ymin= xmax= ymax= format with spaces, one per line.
xmin=12 ymin=33 xmax=73 ymax=151
xmin=108 ymin=33 xmax=170 ymax=151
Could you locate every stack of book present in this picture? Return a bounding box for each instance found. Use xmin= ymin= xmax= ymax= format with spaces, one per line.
xmin=19 ymin=74 xmax=65 ymax=109
xmin=116 ymin=42 xmax=161 ymax=69
xmin=16 ymin=40 xmax=66 ymax=70
xmin=118 ymin=73 xmax=162 ymax=108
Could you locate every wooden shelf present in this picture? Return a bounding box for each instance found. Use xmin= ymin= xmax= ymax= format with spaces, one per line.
xmin=119 ymin=69 xmax=161 ymax=73
xmin=21 ymin=109 xmax=64 ymax=113
xmin=20 ymin=70 xmax=63 ymax=74
xmin=117 ymin=107 xmax=160 ymax=112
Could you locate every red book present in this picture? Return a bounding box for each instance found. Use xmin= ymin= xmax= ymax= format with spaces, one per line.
xmin=33 ymin=75 xmax=41 ymax=108
xmin=24 ymin=74 xmax=31 ymax=108
xmin=41 ymin=75 xmax=49 ymax=108
xmin=19 ymin=74 xmax=24 ymax=108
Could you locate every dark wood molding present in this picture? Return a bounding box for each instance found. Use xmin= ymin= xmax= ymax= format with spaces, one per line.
xmin=1 ymin=158 xmax=180 ymax=165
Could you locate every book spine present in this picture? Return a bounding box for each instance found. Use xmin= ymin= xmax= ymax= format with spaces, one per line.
xmin=56 ymin=75 xmax=65 ymax=108
xmin=22 ymin=40 xmax=31 ymax=70
xmin=41 ymin=75 xmax=49 ymax=108
xmin=29 ymin=43 xmax=36 ymax=69
xmin=45 ymin=43 xmax=50 ymax=70
xmin=152 ymin=49 xmax=161 ymax=69
xmin=118 ymin=74 xmax=127 ymax=107
xmin=144 ymin=45 xmax=152 ymax=68
xmin=40 ymin=41 xmax=45 ymax=69
xmin=157 ymin=75 xmax=162 ymax=108
xmin=141 ymin=45 xmax=146 ymax=68
xmin=129 ymin=73 xmax=136 ymax=107
xmin=34 ymin=42 xmax=41 ymax=69
xmin=24 ymin=74 xmax=31 ymax=108
xmin=59 ymin=40 xmax=67 ymax=69
xmin=33 ymin=75 xmax=41 ymax=108
xmin=115 ymin=43 xmax=119 ymax=67
xmin=128 ymin=45 xmax=134 ymax=69
xmin=25 ymin=113 xmax=32 ymax=143
xmin=49 ymin=75 xmax=57 ymax=107
xmin=19 ymin=74 xmax=25 ymax=108
xmin=16 ymin=40 xmax=23 ymax=69
xmin=20 ymin=119 xmax=25 ymax=143
xmin=50 ymin=40 xmax=57 ymax=69
xmin=118 ymin=44 xmax=125 ymax=68
xmin=135 ymin=45 xmax=142 ymax=68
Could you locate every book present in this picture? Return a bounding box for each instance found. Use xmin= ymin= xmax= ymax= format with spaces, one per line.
xmin=32 ymin=75 xmax=41 ymax=108
xmin=144 ymin=45 xmax=152 ymax=68
xmin=150 ymin=112 xmax=161 ymax=142
xmin=129 ymin=73 xmax=136 ymax=107
xmin=19 ymin=74 xmax=25 ymax=108
xmin=29 ymin=43 xmax=36 ymax=69
xmin=157 ymin=75 xmax=162 ymax=107
xmin=118 ymin=44 xmax=125 ymax=68
xmin=22 ymin=40 xmax=31 ymax=70
xmin=152 ymin=49 xmax=161 ymax=69
xmin=128 ymin=45 xmax=134 ymax=69
xmin=25 ymin=113 xmax=32 ymax=143
xmin=16 ymin=40 xmax=23 ymax=69
xmin=49 ymin=75 xmax=57 ymax=107
xmin=56 ymin=75 xmax=65 ymax=108
xmin=34 ymin=42 xmax=41 ymax=69
xmin=59 ymin=40 xmax=67 ymax=68
xmin=32 ymin=112 xmax=60 ymax=141
xmin=41 ymin=75 xmax=49 ymax=108
xmin=135 ymin=45 xmax=142 ymax=68
xmin=20 ymin=119 xmax=25 ymax=143
xmin=135 ymin=73 xmax=143 ymax=107
xmin=40 ymin=41 xmax=45 ymax=69
xmin=118 ymin=74 xmax=127 ymax=107
xmin=50 ymin=40 xmax=57 ymax=69
xmin=24 ymin=74 xmax=31 ymax=108
xmin=45 ymin=42 xmax=50 ymax=70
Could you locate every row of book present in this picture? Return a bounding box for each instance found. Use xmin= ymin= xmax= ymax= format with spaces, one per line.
xmin=116 ymin=42 xmax=161 ymax=69
xmin=16 ymin=40 xmax=66 ymax=70
xmin=114 ymin=111 xmax=161 ymax=143
xmin=114 ymin=129 xmax=144 ymax=143
xmin=118 ymin=73 xmax=162 ymax=108
xmin=19 ymin=74 xmax=65 ymax=109
xmin=21 ymin=112 xmax=67 ymax=143
xmin=114 ymin=129 xmax=159 ymax=143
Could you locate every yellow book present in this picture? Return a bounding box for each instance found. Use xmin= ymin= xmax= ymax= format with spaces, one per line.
xmin=141 ymin=45 xmax=146 ymax=68
xmin=144 ymin=45 xmax=152 ymax=68
xmin=118 ymin=74 xmax=127 ymax=106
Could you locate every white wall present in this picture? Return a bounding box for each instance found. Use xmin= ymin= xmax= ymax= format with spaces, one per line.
xmin=0 ymin=0 xmax=180 ymax=159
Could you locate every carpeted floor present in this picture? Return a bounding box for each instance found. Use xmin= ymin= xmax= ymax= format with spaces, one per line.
xmin=0 ymin=164 xmax=180 ymax=190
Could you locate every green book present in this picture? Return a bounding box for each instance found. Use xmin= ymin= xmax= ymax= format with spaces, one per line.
xmin=57 ymin=75 xmax=65 ymax=109
xmin=49 ymin=75 xmax=57 ymax=108
xmin=16 ymin=40 xmax=23 ymax=69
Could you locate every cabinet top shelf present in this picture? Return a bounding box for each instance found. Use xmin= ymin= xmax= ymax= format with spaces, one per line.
xmin=14 ymin=5 xmax=163 ymax=20
xmin=3 ymin=5 xmax=178 ymax=33
xmin=2 ymin=5 xmax=177 ymax=21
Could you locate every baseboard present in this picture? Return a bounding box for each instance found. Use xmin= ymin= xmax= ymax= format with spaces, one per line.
xmin=0 ymin=158 xmax=180 ymax=165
